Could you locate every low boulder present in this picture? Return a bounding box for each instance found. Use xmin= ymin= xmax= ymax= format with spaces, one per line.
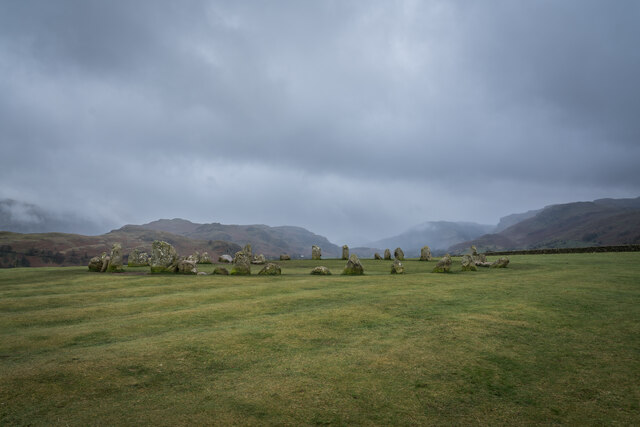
xmin=461 ymin=255 xmax=477 ymax=271
xmin=342 ymin=254 xmax=364 ymax=275
xmin=394 ymin=247 xmax=404 ymax=260
xmin=107 ymin=243 xmax=124 ymax=273
xmin=230 ymin=251 xmax=251 ymax=275
xmin=213 ymin=266 xmax=229 ymax=275
xmin=420 ymin=246 xmax=432 ymax=261
xmin=384 ymin=249 xmax=392 ymax=260
xmin=374 ymin=253 xmax=383 ymax=260
xmin=312 ymin=245 xmax=322 ymax=260
xmin=218 ymin=254 xmax=233 ymax=263
xmin=150 ymin=240 xmax=179 ymax=273
xmin=310 ymin=266 xmax=332 ymax=275
xmin=341 ymin=245 xmax=349 ymax=260
xmin=491 ymin=257 xmax=510 ymax=268
xmin=88 ymin=255 xmax=104 ymax=272
xmin=177 ymin=259 xmax=198 ymax=275
xmin=251 ymin=254 xmax=266 ymax=265
xmin=258 ymin=263 xmax=281 ymax=275
xmin=432 ymin=254 xmax=452 ymax=273
xmin=280 ymin=254 xmax=291 ymax=261
xmin=471 ymin=245 xmax=487 ymax=264
xmin=391 ymin=259 xmax=405 ymax=274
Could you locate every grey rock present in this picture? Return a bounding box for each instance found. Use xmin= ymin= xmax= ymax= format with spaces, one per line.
xmin=128 ymin=248 xmax=149 ymax=267
xmin=199 ymin=252 xmax=212 ymax=264
xmin=251 ymin=254 xmax=266 ymax=265
xmin=342 ymin=254 xmax=364 ymax=275
xmin=218 ymin=254 xmax=233 ymax=263
xmin=491 ymin=257 xmax=510 ymax=268
xmin=420 ymin=245 xmax=432 ymax=261
xmin=280 ymin=254 xmax=291 ymax=261
xmin=374 ymin=253 xmax=383 ymax=260
xmin=150 ymin=240 xmax=179 ymax=273
xmin=394 ymin=247 xmax=404 ymax=261
xmin=312 ymin=245 xmax=322 ymax=260
xmin=391 ymin=259 xmax=405 ymax=274
xmin=341 ymin=245 xmax=349 ymax=260
xmin=213 ymin=266 xmax=229 ymax=275
xmin=310 ymin=266 xmax=332 ymax=275
xmin=107 ymin=243 xmax=124 ymax=272
xmin=177 ymin=259 xmax=198 ymax=274
xmin=258 ymin=263 xmax=281 ymax=275
xmin=384 ymin=249 xmax=392 ymax=260
xmin=461 ymin=254 xmax=478 ymax=271
xmin=432 ymin=254 xmax=452 ymax=273
xmin=230 ymin=251 xmax=251 ymax=275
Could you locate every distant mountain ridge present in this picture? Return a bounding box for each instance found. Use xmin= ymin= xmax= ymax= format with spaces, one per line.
xmin=448 ymin=197 xmax=640 ymax=253
xmin=135 ymin=219 xmax=341 ymax=258
xmin=366 ymin=221 xmax=495 ymax=256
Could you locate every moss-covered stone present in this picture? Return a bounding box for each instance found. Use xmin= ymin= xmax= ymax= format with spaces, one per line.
xmin=213 ymin=266 xmax=229 ymax=275
xmin=394 ymin=248 xmax=405 ymax=261
xmin=342 ymin=254 xmax=364 ymax=275
xmin=106 ymin=243 xmax=124 ymax=273
xmin=280 ymin=254 xmax=291 ymax=261
xmin=150 ymin=240 xmax=179 ymax=273
xmin=258 ymin=263 xmax=281 ymax=275
xmin=88 ymin=256 xmax=103 ymax=272
xmin=384 ymin=249 xmax=392 ymax=260
xmin=374 ymin=253 xmax=383 ymax=260
xmin=341 ymin=245 xmax=349 ymax=260
xmin=420 ymin=245 xmax=432 ymax=261
xmin=127 ymin=248 xmax=149 ymax=267
xmin=310 ymin=266 xmax=331 ymax=275
xmin=251 ymin=254 xmax=266 ymax=265
xmin=230 ymin=251 xmax=251 ymax=275
xmin=312 ymin=245 xmax=322 ymax=260
xmin=432 ymin=254 xmax=452 ymax=273
xmin=461 ymin=254 xmax=477 ymax=271
xmin=391 ymin=259 xmax=405 ymax=274
xmin=491 ymin=257 xmax=510 ymax=268
xmin=199 ymin=252 xmax=212 ymax=264
xmin=177 ymin=259 xmax=198 ymax=274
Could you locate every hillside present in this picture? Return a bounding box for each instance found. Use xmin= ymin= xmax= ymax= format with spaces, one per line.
xmin=135 ymin=219 xmax=341 ymax=258
xmin=367 ymin=221 xmax=494 ymax=257
xmin=449 ymin=197 xmax=640 ymax=253
xmin=0 ymin=227 xmax=240 ymax=268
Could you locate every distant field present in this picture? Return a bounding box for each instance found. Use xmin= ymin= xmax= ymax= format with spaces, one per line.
xmin=1 ymin=255 xmax=639 ymax=425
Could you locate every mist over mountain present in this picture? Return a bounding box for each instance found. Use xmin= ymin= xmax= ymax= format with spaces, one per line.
xmin=0 ymin=199 xmax=107 ymax=236
xmin=366 ymin=221 xmax=495 ymax=256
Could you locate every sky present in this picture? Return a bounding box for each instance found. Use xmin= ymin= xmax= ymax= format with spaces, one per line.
xmin=1 ymin=0 xmax=639 ymax=245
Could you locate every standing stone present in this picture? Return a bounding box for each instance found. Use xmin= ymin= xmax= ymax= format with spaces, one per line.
xmin=177 ymin=259 xmax=198 ymax=274
xmin=128 ymin=248 xmax=149 ymax=267
xmin=342 ymin=254 xmax=364 ymax=275
xmin=341 ymin=245 xmax=349 ymax=260
xmin=199 ymin=252 xmax=212 ymax=264
xmin=258 ymin=263 xmax=281 ymax=275
xmin=150 ymin=240 xmax=179 ymax=273
xmin=107 ymin=243 xmax=124 ymax=272
xmin=471 ymin=246 xmax=487 ymax=264
xmin=186 ymin=251 xmax=200 ymax=263
xmin=391 ymin=259 xmax=405 ymax=274
xmin=312 ymin=245 xmax=322 ymax=260
xmin=432 ymin=254 xmax=452 ymax=273
xmin=384 ymin=249 xmax=392 ymax=260
xmin=374 ymin=253 xmax=383 ymax=260
xmin=218 ymin=254 xmax=233 ymax=263
xmin=252 ymin=254 xmax=266 ymax=264
xmin=420 ymin=246 xmax=432 ymax=261
xmin=310 ymin=266 xmax=332 ymax=275
xmin=99 ymin=252 xmax=110 ymax=272
xmin=230 ymin=251 xmax=251 ymax=275
xmin=491 ymin=257 xmax=510 ymax=268
xmin=88 ymin=255 xmax=103 ymax=272
xmin=280 ymin=254 xmax=291 ymax=261
xmin=394 ymin=247 xmax=405 ymax=261
xmin=243 ymin=243 xmax=252 ymax=260
xmin=461 ymin=254 xmax=477 ymax=271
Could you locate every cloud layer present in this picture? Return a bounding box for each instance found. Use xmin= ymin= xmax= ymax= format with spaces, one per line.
xmin=1 ymin=1 xmax=639 ymax=243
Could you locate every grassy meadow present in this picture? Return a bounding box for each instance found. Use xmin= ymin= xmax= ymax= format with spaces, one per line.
xmin=1 ymin=254 xmax=639 ymax=425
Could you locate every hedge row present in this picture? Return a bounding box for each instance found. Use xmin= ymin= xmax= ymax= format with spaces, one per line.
xmin=486 ymin=245 xmax=640 ymax=256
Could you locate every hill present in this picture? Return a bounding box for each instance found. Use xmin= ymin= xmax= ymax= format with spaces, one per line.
xmin=134 ymin=219 xmax=341 ymax=258
xmin=367 ymin=221 xmax=494 ymax=256
xmin=0 ymin=227 xmax=240 ymax=268
xmin=449 ymin=197 xmax=640 ymax=253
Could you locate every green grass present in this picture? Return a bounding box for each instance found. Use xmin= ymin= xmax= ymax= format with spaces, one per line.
xmin=1 ymin=254 xmax=639 ymax=425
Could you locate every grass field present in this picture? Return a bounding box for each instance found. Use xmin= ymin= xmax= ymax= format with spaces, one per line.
xmin=1 ymin=254 xmax=639 ymax=425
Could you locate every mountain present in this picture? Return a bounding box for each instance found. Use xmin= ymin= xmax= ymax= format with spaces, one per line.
xmin=0 ymin=199 xmax=107 ymax=235
xmin=134 ymin=219 xmax=341 ymax=258
xmin=494 ymin=209 xmax=542 ymax=232
xmin=448 ymin=197 xmax=640 ymax=253
xmin=0 ymin=227 xmax=240 ymax=268
xmin=366 ymin=221 xmax=495 ymax=257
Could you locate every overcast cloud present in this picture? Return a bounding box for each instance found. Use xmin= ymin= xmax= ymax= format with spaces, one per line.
xmin=1 ymin=0 xmax=639 ymax=244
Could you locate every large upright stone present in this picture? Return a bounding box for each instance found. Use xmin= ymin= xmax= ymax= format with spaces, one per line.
xmin=150 ymin=240 xmax=179 ymax=273
xmin=394 ymin=247 xmax=405 ymax=261
xmin=341 ymin=245 xmax=349 ymax=260
xmin=199 ymin=252 xmax=212 ymax=264
xmin=432 ymin=254 xmax=452 ymax=273
xmin=258 ymin=263 xmax=281 ymax=275
xmin=99 ymin=252 xmax=110 ymax=272
xmin=312 ymin=245 xmax=322 ymax=260
xmin=471 ymin=246 xmax=487 ymax=264
xmin=384 ymin=249 xmax=392 ymax=260
xmin=187 ymin=251 xmax=200 ymax=263
xmin=374 ymin=253 xmax=383 ymax=260
xmin=243 ymin=243 xmax=252 ymax=259
xmin=491 ymin=257 xmax=510 ymax=268
xmin=128 ymin=248 xmax=149 ymax=267
xmin=107 ymin=243 xmax=124 ymax=272
xmin=461 ymin=254 xmax=477 ymax=271
xmin=230 ymin=251 xmax=251 ymax=275
xmin=391 ymin=259 xmax=405 ymax=274
xmin=342 ymin=254 xmax=364 ymax=275
xmin=420 ymin=246 xmax=432 ymax=261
